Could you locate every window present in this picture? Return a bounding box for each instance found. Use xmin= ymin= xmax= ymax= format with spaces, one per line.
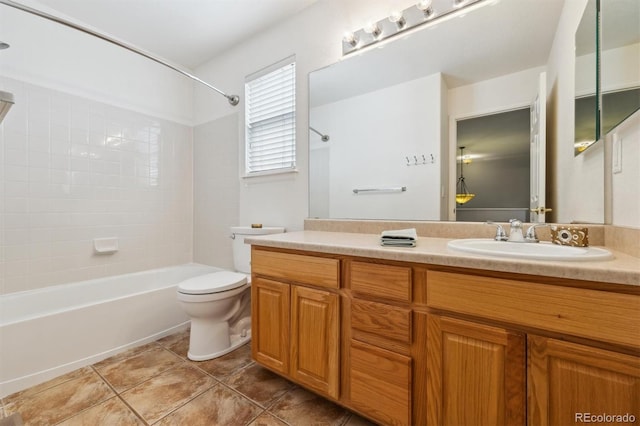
xmin=245 ymin=58 xmax=296 ymax=176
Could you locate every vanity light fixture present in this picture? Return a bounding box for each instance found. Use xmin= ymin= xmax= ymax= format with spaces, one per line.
xmin=456 ymin=146 xmax=476 ymax=205
xmin=342 ymin=0 xmax=484 ymax=55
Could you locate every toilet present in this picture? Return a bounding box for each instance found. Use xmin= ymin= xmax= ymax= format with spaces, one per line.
xmin=177 ymin=226 xmax=285 ymax=361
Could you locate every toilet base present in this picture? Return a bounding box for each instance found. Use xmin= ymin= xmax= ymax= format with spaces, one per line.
xmin=187 ymin=330 xmax=251 ymax=361
xmin=182 ymin=290 xmax=252 ymax=361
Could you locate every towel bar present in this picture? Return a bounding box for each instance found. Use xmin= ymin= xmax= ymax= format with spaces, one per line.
xmin=353 ymin=186 xmax=406 ymax=194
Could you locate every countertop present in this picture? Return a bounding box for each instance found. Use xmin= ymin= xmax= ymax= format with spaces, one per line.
xmin=245 ymin=230 xmax=640 ymax=287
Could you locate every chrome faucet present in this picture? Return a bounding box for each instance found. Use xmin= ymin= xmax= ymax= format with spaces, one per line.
xmin=507 ymin=219 xmax=525 ymax=242
xmin=486 ymin=220 xmax=546 ymax=243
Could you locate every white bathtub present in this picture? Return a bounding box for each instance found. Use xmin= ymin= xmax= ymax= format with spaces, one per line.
xmin=0 ymin=263 xmax=222 ymax=398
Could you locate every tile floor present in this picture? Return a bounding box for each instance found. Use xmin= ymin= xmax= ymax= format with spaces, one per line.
xmin=0 ymin=329 xmax=375 ymax=426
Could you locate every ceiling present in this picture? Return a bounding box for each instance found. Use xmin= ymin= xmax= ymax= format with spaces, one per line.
xmin=26 ymin=0 xmax=318 ymax=69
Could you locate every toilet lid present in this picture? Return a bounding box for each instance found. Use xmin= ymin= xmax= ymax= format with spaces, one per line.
xmin=177 ymin=271 xmax=248 ymax=295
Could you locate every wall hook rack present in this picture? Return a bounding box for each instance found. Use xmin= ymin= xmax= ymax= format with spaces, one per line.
xmin=406 ymin=153 xmax=435 ymax=166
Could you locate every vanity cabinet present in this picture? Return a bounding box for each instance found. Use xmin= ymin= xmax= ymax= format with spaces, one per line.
xmin=528 ymin=335 xmax=640 ymax=426
xmin=252 ymin=277 xmax=290 ymax=374
xmin=251 ymin=248 xmax=340 ymax=399
xmin=347 ymin=261 xmax=413 ymax=425
xmin=427 ymin=270 xmax=640 ymax=426
xmin=426 ymin=314 xmax=526 ymax=426
xmin=290 ymin=285 xmax=339 ymax=398
xmin=251 ymin=245 xmax=639 ymax=426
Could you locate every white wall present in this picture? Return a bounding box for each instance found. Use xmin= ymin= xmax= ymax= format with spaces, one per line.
xmin=448 ymin=67 xmax=546 ymax=119
xmin=602 ymin=43 xmax=640 ymax=93
xmin=0 ymin=6 xmax=194 ymax=294
xmin=311 ymin=73 xmax=444 ymax=220
xmin=609 ymin=110 xmax=640 ymax=228
xmin=193 ymin=115 xmax=239 ymax=269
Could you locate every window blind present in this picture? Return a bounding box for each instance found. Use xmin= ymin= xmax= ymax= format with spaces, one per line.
xmin=245 ymin=61 xmax=296 ymax=175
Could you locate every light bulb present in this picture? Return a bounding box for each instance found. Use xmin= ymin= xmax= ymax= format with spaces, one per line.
xmin=416 ymin=0 xmax=435 ymax=18
xmin=342 ymin=31 xmax=359 ymax=47
xmin=417 ymin=0 xmax=433 ymax=11
xmin=364 ymin=22 xmax=382 ymax=38
xmin=389 ymin=11 xmax=406 ymax=28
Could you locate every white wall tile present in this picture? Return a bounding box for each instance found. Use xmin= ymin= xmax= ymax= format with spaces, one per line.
xmin=0 ymin=77 xmax=193 ymax=295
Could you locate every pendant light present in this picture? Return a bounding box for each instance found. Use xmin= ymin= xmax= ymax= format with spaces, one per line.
xmin=456 ymin=146 xmax=475 ymax=204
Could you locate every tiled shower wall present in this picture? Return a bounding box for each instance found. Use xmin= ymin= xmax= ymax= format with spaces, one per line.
xmin=0 ymin=77 xmax=193 ymax=295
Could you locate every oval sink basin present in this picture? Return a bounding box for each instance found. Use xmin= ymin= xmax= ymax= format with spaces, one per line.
xmin=447 ymin=239 xmax=613 ymax=261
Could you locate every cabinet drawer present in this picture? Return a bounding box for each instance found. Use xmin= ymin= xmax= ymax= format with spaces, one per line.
xmin=427 ymin=271 xmax=640 ymax=349
xmin=351 ymin=261 xmax=411 ymax=302
xmin=351 ymin=298 xmax=411 ymax=346
xmin=349 ymin=340 xmax=411 ymax=426
xmin=252 ymin=248 xmax=339 ymax=289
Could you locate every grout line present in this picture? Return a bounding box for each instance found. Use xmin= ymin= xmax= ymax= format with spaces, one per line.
xmin=51 ymin=395 xmax=117 ymax=426
xmin=148 ymin=381 xmax=220 ymax=425
xmin=114 ymin=394 xmax=150 ymax=426
xmin=89 ymin=363 xmax=151 ymax=424
xmin=243 ymin=408 xmax=267 ymax=426
xmin=90 ymin=365 xmax=118 ymax=395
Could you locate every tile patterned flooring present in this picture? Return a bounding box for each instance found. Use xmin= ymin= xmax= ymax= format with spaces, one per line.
xmin=0 ymin=330 xmax=375 ymax=426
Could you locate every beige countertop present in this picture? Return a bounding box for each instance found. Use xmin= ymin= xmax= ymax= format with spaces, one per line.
xmin=246 ymin=230 xmax=640 ymax=287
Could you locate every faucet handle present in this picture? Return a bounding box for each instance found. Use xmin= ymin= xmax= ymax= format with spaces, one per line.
xmin=509 ymin=218 xmax=523 ymax=229
xmin=485 ymin=221 xmax=508 ymax=241
xmin=525 ymin=223 xmax=549 ymax=243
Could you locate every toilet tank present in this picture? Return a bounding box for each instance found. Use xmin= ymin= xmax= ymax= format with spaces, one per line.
xmin=230 ymin=226 xmax=285 ymax=273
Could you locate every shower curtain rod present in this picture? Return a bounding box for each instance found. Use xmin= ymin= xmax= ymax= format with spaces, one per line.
xmin=0 ymin=0 xmax=240 ymax=106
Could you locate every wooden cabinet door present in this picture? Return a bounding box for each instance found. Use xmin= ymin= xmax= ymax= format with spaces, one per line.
xmin=426 ymin=315 xmax=526 ymax=426
xmin=349 ymin=340 xmax=412 ymax=426
xmin=291 ymin=285 xmax=340 ymax=399
xmin=251 ymin=277 xmax=290 ymax=374
xmin=528 ymin=335 xmax=640 ymax=426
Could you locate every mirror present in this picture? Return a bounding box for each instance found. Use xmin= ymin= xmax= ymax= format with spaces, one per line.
xmin=574 ymin=0 xmax=599 ymax=154
xmin=309 ymin=0 xmax=565 ymax=221
xmin=575 ymin=0 xmax=640 ymax=155
xmin=600 ymin=0 xmax=640 ymax=135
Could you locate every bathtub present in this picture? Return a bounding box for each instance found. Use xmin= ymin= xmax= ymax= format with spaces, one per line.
xmin=0 ymin=263 xmax=223 ymax=398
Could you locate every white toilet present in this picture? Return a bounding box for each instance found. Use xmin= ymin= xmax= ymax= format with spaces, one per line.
xmin=177 ymin=226 xmax=285 ymax=361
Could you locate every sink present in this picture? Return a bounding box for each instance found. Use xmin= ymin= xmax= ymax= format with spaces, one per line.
xmin=447 ymin=239 xmax=613 ymax=261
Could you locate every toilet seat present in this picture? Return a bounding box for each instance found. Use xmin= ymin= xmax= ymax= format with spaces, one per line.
xmin=178 ymin=271 xmax=247 ymax=295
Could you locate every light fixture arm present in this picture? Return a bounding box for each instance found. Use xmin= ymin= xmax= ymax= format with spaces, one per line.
xmin=0 ymin=0 xmax=240 ymax=106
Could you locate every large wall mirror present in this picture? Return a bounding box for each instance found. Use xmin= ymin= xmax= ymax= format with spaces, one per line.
xmin=574 ymin=0 xmax=599 ymax=154
xmin=575 ymin=0 xmax=640 ymax=155
xmin=309 ymin=0 xmax=565 ymax=221
xmin=600 ymin=0 xmax=640 ymax=135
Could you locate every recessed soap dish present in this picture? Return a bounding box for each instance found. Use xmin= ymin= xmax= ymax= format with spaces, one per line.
xmin=94 ymin=237 xmax=118 ymax=254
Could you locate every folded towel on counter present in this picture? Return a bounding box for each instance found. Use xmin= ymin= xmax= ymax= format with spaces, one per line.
xmin=380 ymin=228 xmax=417 ymax=247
